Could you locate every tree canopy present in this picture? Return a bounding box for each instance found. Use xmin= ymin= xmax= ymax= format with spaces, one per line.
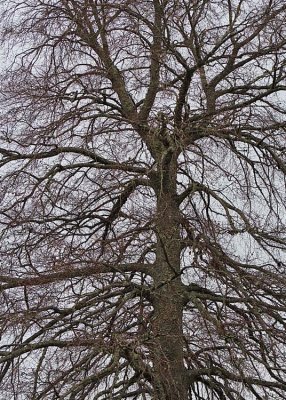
xmin=0 ymin=1 xmax=286 ymax=399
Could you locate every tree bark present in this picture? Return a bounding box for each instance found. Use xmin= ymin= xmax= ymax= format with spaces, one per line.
xmin=150 ymin=152 xmax=188 ymax=399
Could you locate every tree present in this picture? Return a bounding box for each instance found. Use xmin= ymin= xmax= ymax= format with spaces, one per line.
xmin=0 ymin=0 xmax=286 ymax=398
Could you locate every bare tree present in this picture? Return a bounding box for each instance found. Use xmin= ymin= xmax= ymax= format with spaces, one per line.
xmin=0 ymin=0 xmax=286 ymax=399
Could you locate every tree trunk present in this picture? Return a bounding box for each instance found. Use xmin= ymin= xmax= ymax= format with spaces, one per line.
xmin=150 ymin=152 xmax=188 ymax=399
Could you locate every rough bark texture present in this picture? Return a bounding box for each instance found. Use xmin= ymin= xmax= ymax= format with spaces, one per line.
xmin=151 ymin=152 xmax=188 ymax=399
